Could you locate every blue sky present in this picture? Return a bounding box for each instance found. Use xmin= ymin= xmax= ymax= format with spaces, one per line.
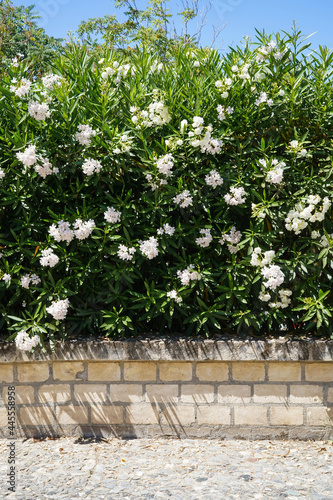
xmin=12 ymin=0 xmax=333 ymax=52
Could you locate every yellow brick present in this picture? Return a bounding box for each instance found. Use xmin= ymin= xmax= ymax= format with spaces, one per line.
xmin=180 ymin=385 xmax=214 ymax=404
xmin=305 ymin=363 xmax=333 ymax=382
xmin=307 ymin=407 xmax=333 ymax=426
xmin=268 ymin=363 xmax=301 ymax=382
xmin=289 ymin=385 xmax=323 ymax=404
xmin=218 ymin=385 xmax=251 ymax=403
xmin=88 ymin=362 xmax=120 ymax=381
xmin=270 ymin=407 xmax=303 ymax=426
xmin=56 ymin=405 xmax=89 ymax=425
xmin=196 ymin=363 xmax=229 ymax=382
xmin=160 ymin=405 xmax=195 ymax=426
xmin=232 ymin=363 xmax=265 ymax=382
xmin=253 ymin=385 xmax=287 ymax=403
xmin=234 ymin=406 xmax=267 ymax=426
xmin=197 ymin=406 xmax=231 ymax=425
xmin=74 ymin=384 xmax=107 ymax=403
xmin=146 ymin=384 xmax=178 ymax=403
xmin=38 ymin=384 xmax=71 ymax=404
xmin=109 ymin=384 xmax=143 ymax=403
xmin=91 ymin=406 xmax=123 ymax=425
xmin=17 ymin=363 xmax=49 ymax=382
xmin=328 ymin=388 xmax=333 ymax=403
xmin=124 ymin=362 xmax=156 ymax=381
xmin=126 ymin=405 xmax=159 ymax=424
xmin=53 ymin=362 xmax=84 ymax=381
xmin=3 ymin=386 xmax=34 ymax=404
xmin=159 ymin=362 xmax=192 ymax=381
xmin=19 ymin=407 xmax=54 ymax=426
xmin=0 ymin=365 xmax=14 ymax=383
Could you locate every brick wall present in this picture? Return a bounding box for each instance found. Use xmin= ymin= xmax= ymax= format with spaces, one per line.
xmin=0 ymin=340 xmax=333 ymax=439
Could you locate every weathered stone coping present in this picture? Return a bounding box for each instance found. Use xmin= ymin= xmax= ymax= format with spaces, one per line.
xmin=1 ymin=338 xmax=333 ymax=362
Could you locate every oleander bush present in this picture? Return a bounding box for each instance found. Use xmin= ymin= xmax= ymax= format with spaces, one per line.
xmin=1 ymin=28 xmax=333 ymax=350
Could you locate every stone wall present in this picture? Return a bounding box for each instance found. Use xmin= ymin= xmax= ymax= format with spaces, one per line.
xmin=0 ymin=339 xmax=333 ymax=439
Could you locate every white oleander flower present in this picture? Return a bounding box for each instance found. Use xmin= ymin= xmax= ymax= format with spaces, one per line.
xmin=167 ymin=290 xmax=182 ymax=303
xmin=104 ymin=207 xmax=121 ymax=224
xmin=117 ymin=245 xmax=136 ymax=261
xmin=173 ymin=190 xmax=193 ymax=208
xmin=16 ymin=145 xmax=37 ymax=166
xmin=139 ymin=236 xmax=159 ymax=259
xmin=157 ymin=223 xmax=175 ymax=236
xmin=196 ymin=229 xmax=213 ymax=248
xmin=261 ymin=265 xmax=285 ymax=290
xmin=205 ymin=170 xmax=223 ymax=188
xmin=75 ymin=124 xmax=97 ymax=146
xmin=34 ymin=157 xmax=58 ymax=179
xmin=39 ymin=248 xmax=59 ymax=268
xmin=42 ymin=73 xmax=62 ymax=90
xmin=46 ymin=298 xmax=69 ymax=320
xmin=82 ymin=158 xmax=102 ymax=175
xmin=49 ymin=221 xmax=75 ymax=243
xmin=2 ymin=273 xmax=11 ymax=283
xmin=28 ymin=101 xmax=50 ymax=121
xmin=15 ymin=330 xmax=40 ymax=351
xmin=224 ymin=186 xmax=246 ymax=206
xmin=0 ymin=168 xmax=5 ymax=180
xmin=73 ymin=219 xmax=96 ymax=240
xmin=177 ymin=265 xmax=201 ymax=286
xmin=156 ymin=153 xmax=174 ymax=177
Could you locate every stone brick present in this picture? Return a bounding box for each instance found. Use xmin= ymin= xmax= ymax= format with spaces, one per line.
xmin=3 ymin=386 xmax=34 ymax=404
xmin=145 ymin=384 xmax=178 ymax=403
xmin=53 ymin=362 xmax=84 ymax=381
xmin=307 ymin=407 xmax=333 ymax=426
xmin=91 ymin=406 xmax=123 ymax=425
xmin=328 ymin=388 xmax=333 ymax=403
xmin=19 ymin=407 xmax=54 ymax=426
xmin=218 ymin=385 xmax=251 ymax=403
xmin=124 ymin=362 xmax=156 ymax=381
xmin=88 ymin=363 xmax=120 ymax=382
xmin=180 ymin=385 xmax=214 ymax=404
xmin=232 ymin=363 xmax=265 ymax=382
xmin=38 ymin=384 xmax=71 ymax=404
xmin=270 ymin=407 xmax=303 ymax=426
xmin=253 ymin=385 xmax=287 ymax=403
xmin=17 ymin=363 xmax=49 ymax=383
xmin=0 ymin=365 xmax=14 ymax=383
xmin=305 ymin=363 xmax=333 ymax=382
xmin=56 ymin=405 xmax=89 ymax=425
xmin=109 ymin=384 xmax=143 ymax=403
xmin=234 ymin=406 xmax=267 ymax=426
xmin=159 ymin=362 xmax=192 ymax=381
xmin=74 ymin=384 xmax=107 ymax=403
xmin=197 ymin=406 xmax=231 ymax=425
xmin=196 ymin=363 xmax=229 ymax=381
xmin=160 ymin=405 xmax=195 ymax=426
xmin=126 ymin=405 xmax=159 ymax=424
xmin=289 ymin=385 xmax=323 ymax=404
xmin=268 ymin=363 xmax=301 ymax=382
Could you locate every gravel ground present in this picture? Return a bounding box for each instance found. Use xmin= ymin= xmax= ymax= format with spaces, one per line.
xmin=1 ymin=437 xmax=333 ymax=499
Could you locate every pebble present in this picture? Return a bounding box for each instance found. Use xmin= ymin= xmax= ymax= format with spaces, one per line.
xmin=1 ymin=438 xmax=333 ymax=498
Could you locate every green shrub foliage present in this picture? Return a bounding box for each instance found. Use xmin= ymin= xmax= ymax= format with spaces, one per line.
xmin=1 ymin=29 xmax=333 ymax=349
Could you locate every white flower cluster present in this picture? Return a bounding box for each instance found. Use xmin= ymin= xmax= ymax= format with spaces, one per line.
xmin=104 ymin=206 xmax=121 ymax=223
xmin=101 ymin=61 xmax=134 ymax=83
xmin=167 ymin=290 xmax=182 ymax=303
xmin=42 ymin=73 xmax=62 ymax=90
xmin=15 ymin=330 xmax=40 ymax=351
xmin=46 ymin=298 xmax=69 ymax=320
xmin=261 ymin=265 xmax=285 ymax=290
xmin=254 ymin=91 xmax=273 ymax=106
xmin=250 ymin=247 xmax=275 ymax=267
xmin=49 ymin=221 xmax=75 ymax=243
xmin=113 ymin=134 xmax=133 ymax=154
xmin=130 ymin=97 xmax=171 ymax=129
xmin=156 ymin=153 xmax=174 ymax=177
xmin=196 ymin=229 xmax=213 ymax=248
xmin=177 ymin=265 xmax=201 ymax=286
xmin=173 ymin=190 xmax=193 ymax=208
xmin=145 ymin=173 xmax=168 ymax=191
xmin=117 ymin=244 xmax=136 ymax=261
xmin=319 ymin=234 xmax=333 ymax=248
xmin=28 ymin=101 xmax=50 ymax=121
xmin=268 ymin=289 xmax=292 ymax=309
xmin=188 ymin=116 xmax=222 ymax=155
xmin=258 ymin=158 xmax=285 ymax=185
xmin=205 ymin=169 xmax=223 ymax=188
xmin=285 ymin=195 xmax=331 ymax=235
xmin=256 ymin=40 xmax=277 ymax=62
xmin=219 ymin=227 xmax=242 ymax=254
xmin=157 ymin=223 xmax=175 ymax=236
xmin=34 ymin=157 xmax=58 ymax=179
xmin=16 ymin=145 xmax=37 ymax=166
xmin=139 ymin=236 xmax=159 ymax=259
xmin=217 ymin=105 xmax=234 ymax=121
xmin=10 ymin=77 xmax=31 ymax=97
xmin=224 ymin=186 xmax=247 ymax=206
xmin=20 ymin=273 xmax=41 ymax=289
xmin=288 ymin=140 xmax=307 ymax=156
xmin=75 ymin=124 xmax=97 ymax=146
xmin=215 ymin=77 xmax=232 ymax=98
xmin=2 ymin=273 xmax=11 ymax=283
xmin=40 ymin=248 xmax=59 ymax=267
xmin=0 ymin=168 xmax=5 ymax=180
xmin=73 ymin=219 xmax=96 ymax=240
xmin=150 ymin=61 xmax=163 ymax=74
xmin=82 ymin=158 xmax=102 ymax=176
